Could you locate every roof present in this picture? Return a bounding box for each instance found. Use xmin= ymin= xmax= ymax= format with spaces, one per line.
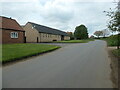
xmin=0 ymin=16 xmax=24 ymax=31
xmin=28 ymin=22 xmax=68 ymax=36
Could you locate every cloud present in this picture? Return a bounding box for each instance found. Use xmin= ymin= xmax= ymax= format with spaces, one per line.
xmin=40 ymin=0 xmax=74 ymax=23
xmin=0 ymin=0 xmax=114 ymax=3
xmin=1 ymin=0 xmax=116 ymax=36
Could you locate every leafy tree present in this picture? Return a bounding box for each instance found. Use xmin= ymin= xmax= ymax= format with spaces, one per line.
xmin=94 ymin=31 xmax=103 ymax=38
xmin=104 ymin=1 xmax=120 ymax=49
xmin=106 ymin=9 xmax=120 ymax=32
xmin=74 ymin=25 xmax=88 ymax=40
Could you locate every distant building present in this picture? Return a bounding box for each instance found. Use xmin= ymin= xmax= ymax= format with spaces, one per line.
xmin=90 ymin=35 xmax=95 ymax=39
xmin=23 ymin=22 xmax=70 ymax=43
xmin=67 ymin=32 xmax=74 ymax=40
xmin=0 ymin=16 xmax=25 ymax=44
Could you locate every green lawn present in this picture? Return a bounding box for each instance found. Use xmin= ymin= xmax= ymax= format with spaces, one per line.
xmin=55 ymin=39 xmax=94 ymax=43
xmin=112 ymin=49 xmax=120 ymax=57
xmin=2 ymin=43 xmax=60 ymax=63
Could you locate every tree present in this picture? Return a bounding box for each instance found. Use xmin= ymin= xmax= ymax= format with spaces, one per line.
xmin=104 ymin=1 xmax=120 ymax=49
xmin=74 ymin=25 xmax=88 ymax=40
xmin=101 ymin=29 xmax=110 ymax=37
xmin=94 ymin=31 xmax=103 ymax=38
xmin=67 ymin=32 xmax=74 ymax=40
xmin=106 ymin=10 xmax=120 ymax=32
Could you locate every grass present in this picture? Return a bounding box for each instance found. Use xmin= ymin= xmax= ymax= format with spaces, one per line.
xmin=112 ymin=49 xmax=120 ymax=57
xmin=1 ymin=43 xmax=60 ymax=63
xmin=55 ymin=39 xmax=94 ymax=43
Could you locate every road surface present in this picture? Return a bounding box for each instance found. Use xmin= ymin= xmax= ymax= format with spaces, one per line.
xmin=3 ymin=40 xmax=113 ymax=88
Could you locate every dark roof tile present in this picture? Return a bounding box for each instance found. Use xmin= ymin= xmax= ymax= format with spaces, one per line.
xmin=29 ymin=22 xmax=68 ymax=36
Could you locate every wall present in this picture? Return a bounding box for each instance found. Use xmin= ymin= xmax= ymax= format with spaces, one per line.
xmin=40 ymin=34 xmax=70 ymax=42
xmin=23 ymin=23 xmax=40 ymax=43
xmin=40 ymin=33 xmax=61 ymax=42
xmin=64 ymin=36 xmax=70 ymax=40
xmin=2 ymin=29 xmax=24 ymax=44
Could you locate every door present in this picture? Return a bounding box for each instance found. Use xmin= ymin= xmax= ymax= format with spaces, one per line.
xmin=24 ymin=36 xmax=26 ymax=43
xmin=37 ymin=37 xmax=39 ymax=43
xmin=61 ymin=35 xmax=64 ymax=40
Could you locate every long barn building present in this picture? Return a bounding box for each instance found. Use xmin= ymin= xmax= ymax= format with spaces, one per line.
xmin=23 ymin=22 xmax=70 ymax=43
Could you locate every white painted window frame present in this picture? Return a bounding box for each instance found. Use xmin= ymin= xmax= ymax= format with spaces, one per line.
xmin=11 ymin=32 xmax=18 ymax=38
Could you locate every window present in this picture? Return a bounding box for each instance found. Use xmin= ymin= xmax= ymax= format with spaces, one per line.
xmin=32 ymin=25 xmax=35 ymax=29
xmin=11 ymin=32 xmax=18 ymax=38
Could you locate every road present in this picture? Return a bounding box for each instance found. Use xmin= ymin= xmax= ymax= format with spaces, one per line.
xmin=3 ymin=40 xmax=113 ymax=88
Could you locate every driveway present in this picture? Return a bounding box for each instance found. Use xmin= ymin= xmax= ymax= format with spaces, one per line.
xmin=2 ymin=40 xmax=113 ymax=88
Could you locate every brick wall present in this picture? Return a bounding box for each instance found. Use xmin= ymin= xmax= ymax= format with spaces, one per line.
xmin=2 ymin=29 xmax=25 ymax=44
xmin=40 ymin=33 xmax=61 ymax=42
xmin=23 ymin=23 xmax=40 ymax=43
xmin=64 ymin=36 xmax=70 ymax=40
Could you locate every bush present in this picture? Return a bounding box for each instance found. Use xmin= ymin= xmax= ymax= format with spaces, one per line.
xmin=105 ymin=35 xmax=120 ymax=46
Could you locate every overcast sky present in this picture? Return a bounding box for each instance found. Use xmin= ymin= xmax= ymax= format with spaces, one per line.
xmin=1 ymin=0 xmax=117 ymax=36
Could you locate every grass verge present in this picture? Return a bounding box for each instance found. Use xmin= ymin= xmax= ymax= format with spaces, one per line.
xmin=101 ymin=35 xmax=120 ymax=87
xmin=108 ymin=47 xmax=118 ymax=88
xmin=1 ymin=43 xmax=60 ymax=64
xmin=112 ymin=49 xmax=120 ymax=57
xmin=55 ymin=39 xmax=94 ymax=43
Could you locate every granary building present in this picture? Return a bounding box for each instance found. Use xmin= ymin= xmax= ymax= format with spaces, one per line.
xmin=0 ymin=16 xmax=25 ymax=44
xmin=23 ymin=22 xmax=70 ymax=43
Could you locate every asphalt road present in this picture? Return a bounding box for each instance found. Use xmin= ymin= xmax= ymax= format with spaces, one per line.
xmin=3 ymin=40 xmax=113 ymax=88
xmin=35 ymin=42 xmax=73 ymax=47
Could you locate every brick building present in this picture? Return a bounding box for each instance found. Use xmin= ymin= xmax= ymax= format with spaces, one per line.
xmin=0 ymin=16 xmax=25 ymax=44
xmin=23 ymin=22 xmax=70 ymax=43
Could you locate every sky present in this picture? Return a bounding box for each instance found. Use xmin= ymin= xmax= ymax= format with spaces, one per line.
xmin=0 ymin=0 xmax=117 ymax=36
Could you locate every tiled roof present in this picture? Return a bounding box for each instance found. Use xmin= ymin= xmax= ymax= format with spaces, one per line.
xmin=28 ymin=22 xmax=68 ymax=36
xmin=0 ymin=16 xmax=24 ymax=31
